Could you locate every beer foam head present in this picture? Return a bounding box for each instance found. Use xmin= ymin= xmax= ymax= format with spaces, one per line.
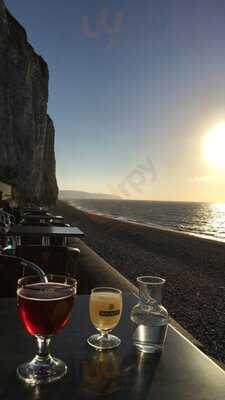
xmin=18 ymin=282 xmax=74 ymax=301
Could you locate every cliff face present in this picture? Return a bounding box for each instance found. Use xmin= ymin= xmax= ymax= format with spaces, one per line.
xmin=0 ymin=0 xmax=58 ymax=205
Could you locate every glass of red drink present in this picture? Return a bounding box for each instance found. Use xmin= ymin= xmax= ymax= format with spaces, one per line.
xmin=17 ymin=274 xmax=77 ymax=384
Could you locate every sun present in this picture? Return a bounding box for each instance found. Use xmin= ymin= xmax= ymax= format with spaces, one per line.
xmin=203 ymin=122 xmax=225 ymax=169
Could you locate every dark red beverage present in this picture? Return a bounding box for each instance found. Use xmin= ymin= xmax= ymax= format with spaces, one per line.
xmin=17 ymin=282 xmax=75 ymax=336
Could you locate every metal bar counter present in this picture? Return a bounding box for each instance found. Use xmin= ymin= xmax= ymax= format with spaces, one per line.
xmin=0 ymin=295 xmax=224 ymax=399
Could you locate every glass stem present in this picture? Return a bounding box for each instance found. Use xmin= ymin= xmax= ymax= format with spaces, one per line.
xmin=36 ymin=336 xmax=51 ymax=359
xmin=101 ymin=331 xmax=109 ymax=340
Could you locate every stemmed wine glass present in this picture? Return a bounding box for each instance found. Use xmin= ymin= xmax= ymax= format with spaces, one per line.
xmin=17 ymin=274 xmax=77 ymax=384
xmin=87 ymin=287 xmax=123 ymax=350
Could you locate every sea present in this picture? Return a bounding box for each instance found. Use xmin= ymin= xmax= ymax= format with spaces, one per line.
xmin=68 ymin=199 xmax=225 ymax=242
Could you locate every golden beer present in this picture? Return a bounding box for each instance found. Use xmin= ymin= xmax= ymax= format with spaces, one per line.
xmin=89 ymin=291 xmax=122 ymax=331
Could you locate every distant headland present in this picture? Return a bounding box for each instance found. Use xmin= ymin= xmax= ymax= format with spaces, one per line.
xmin=59 ymin=190 xmax=121 ymax=200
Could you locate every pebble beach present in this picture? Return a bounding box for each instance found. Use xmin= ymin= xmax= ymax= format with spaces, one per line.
xmin=56 ymin=201 xmax=225 ymax=367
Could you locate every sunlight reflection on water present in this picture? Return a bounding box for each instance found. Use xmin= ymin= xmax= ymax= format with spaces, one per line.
xmin=71 ymin=200 xmax=225 ymax=242
xmin=204 ymin=203 xmax=225 ymax=239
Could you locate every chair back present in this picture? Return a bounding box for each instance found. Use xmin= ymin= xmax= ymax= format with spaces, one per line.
xmin=15 ymin=245 xmax=80 ymax=281
xmin=0 ymin=255 xmax=22 ymax=297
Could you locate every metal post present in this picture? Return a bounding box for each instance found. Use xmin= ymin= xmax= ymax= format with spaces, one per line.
xmin=42 ymin=236 xmax=50 ymax=246
xmin=62 ymin=236 xmax=67 ymax=247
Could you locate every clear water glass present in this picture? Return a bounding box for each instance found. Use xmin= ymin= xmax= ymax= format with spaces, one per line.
xmin=131 ymin=276 xmax=169 ymax=353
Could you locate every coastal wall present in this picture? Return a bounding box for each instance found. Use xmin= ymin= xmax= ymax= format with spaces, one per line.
xmin=0 ymin=0 xmax=58 ymax=205
xmin=72 ymin=238 xmax=138 ymax=294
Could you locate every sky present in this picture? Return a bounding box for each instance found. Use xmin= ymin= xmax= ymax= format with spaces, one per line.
xmin=5 ymin=0 xmax=225 ymax=202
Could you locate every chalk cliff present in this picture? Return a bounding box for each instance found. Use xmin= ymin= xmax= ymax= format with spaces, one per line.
xmin=0 ymin=0 xmax=58 ymax=205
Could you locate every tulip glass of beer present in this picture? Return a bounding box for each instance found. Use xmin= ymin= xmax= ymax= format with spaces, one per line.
xmin=88 ymin=287 xmax=123 ymax=350
xmin=17 ymin=274 xmax=77 ymax=384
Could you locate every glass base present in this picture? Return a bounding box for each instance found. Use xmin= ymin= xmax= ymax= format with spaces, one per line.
xmin=17 ymin=354 xmax=67 ymax=385
xmin=87 ymin=334 xmax=121 ymax=350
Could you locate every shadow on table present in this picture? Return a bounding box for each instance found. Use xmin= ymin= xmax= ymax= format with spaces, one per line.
xmin=0 ymin=350 xmax=161 ymax=400
xmin=80 ymin=348 xmax=161 ymax=399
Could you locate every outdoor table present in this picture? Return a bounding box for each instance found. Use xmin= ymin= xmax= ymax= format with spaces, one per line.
xmin=0 ymin=295 xmax=224 ymax=399
xmin=20 ymin=215 xmax=54 ymax=225
xmin=22 ymin=210 xmax=52 ymax=217
xmin=22 ymin=214 xmax=53 ymax=220
xmin=8 ymin=225 xmax=84 ymax=247
xmin=54 ymin=215 xmax=64 ymax=220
